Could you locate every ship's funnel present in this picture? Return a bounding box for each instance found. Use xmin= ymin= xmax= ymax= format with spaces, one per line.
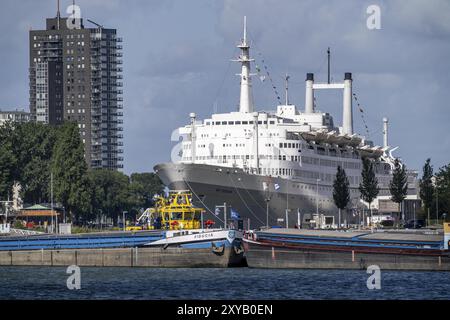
xmin=383 ymin=117 xmax=389 ymax=148
xmin=342 ymin=72 xmax=353 ymax=135
xmin=305 ymin=73 xmax=314 ymax=113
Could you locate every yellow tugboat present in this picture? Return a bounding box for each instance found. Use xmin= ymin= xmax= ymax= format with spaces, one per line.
xmin=137 ymin=190 xmax=205 ymax=230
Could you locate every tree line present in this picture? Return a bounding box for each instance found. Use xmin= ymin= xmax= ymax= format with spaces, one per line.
xmin=0 ymin=121 xmax=164 ymax=224
xmin=333 ymin=156 xmax=450 ymax=226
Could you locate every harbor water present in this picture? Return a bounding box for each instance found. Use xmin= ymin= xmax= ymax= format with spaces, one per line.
xmin=1 ymin=266 xmax=449 ymax=300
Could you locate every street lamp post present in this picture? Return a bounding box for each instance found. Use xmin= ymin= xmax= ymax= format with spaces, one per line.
xmin=264 ymin=183 xmax=271 ymax=230
xmin=285 ymin=208 xmax=289 ymax=228
xmin=201 ymin=210 xmax=204 ymax=229
xmin=316 ymin=179 xmax=321 ymax=228
xmin=215 ymin=203 xmax=228 ymax=229
xmin=123 ymin=211 xmax=128 ymax=232
xmin=436 ymin=187 xmax=439 ymax=224
xmin=358 ymin=208 xmax=361 ymax=230
xmin=51 ymin=172 xmax=54 ymax=234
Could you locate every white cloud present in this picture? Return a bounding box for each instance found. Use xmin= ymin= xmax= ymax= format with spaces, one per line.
xmin=0 ymin=0 xmax=449 ymax=173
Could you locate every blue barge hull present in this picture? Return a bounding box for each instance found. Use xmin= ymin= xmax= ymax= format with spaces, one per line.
xmin=0 ymin=231 xmax=164 ymax=251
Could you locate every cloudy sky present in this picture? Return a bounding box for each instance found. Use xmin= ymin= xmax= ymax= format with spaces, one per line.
xmin=0 ymin=0 xmax=449 ymax=175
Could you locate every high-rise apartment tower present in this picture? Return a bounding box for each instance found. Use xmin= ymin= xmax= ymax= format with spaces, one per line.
xmin=29 ymin=5 xmax=123 ymax=169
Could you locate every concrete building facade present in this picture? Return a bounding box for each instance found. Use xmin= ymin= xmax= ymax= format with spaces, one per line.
xmin=29 ymin=13 xmax=123 ymax=170
xmin=0 ymin=109 xmax=31 ymax=126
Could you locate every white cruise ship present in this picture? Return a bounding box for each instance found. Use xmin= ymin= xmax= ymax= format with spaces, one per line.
xmin=154 ymin=17 xmax=418 ymax=228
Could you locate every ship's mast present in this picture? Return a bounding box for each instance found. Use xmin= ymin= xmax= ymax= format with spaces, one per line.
xmin=56 ymin=0 xmax=61 ymax=30
xmin=327 ymin=47 xmax=331 ymax=84
xmin=383 ymin=117 xmax=389 ymax=148
xmin=234 ymin=16 xmax=255 ymax=113
xmin=284 ymin=74 xmax=290 ymax=105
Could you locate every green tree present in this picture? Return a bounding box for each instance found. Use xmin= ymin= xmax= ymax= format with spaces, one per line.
xmin=389 ymin=158 xmax=408 ymax=225
xmin=13 ymin=122 xmax=58 ymax=204
xmin=89 ymin=169 xmax=132 ymax=225
xmin=419 ymin=158 xmax=434 ymax=225
xmin=0 ymin=121 xmax=17 ymax=200
xmin=333 ymin=166 xmax=350 ymax=228
xmin=434 ymin=163 xmax=450 ymax=221
xmin=129 ymin=172 xmax=164 ymax=211
xmin=52 ymin=122 xmax=90 ymax=222
xmin=359 ymin=158 xmax=380 ymax=226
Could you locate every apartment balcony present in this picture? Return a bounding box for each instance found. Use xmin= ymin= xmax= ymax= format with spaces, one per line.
xmin=110 ymin=156 xmax=124 ymax=162
xmin=111 ymin=141 xmax=124 ymax=147
xmin=108 ymin=119 xmax=122 ymax=125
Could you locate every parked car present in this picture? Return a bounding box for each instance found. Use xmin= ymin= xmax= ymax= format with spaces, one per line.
xmin=379 ymin=219 xmax=394 ymax=228
xmin=404 ymin=219 xmax=425 ymax=229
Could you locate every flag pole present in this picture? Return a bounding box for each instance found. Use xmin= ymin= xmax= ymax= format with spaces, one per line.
xmin=223 ymin=202 xmax=227 ymax=229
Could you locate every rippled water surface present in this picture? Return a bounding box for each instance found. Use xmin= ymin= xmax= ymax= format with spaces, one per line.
xmin=1 ymin=267 xmax=449 ymax=300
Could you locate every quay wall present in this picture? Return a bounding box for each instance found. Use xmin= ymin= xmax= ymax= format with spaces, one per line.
xmin=245 ymin=245 xmax=450 ymax=271
xmin=0 ymin=247 xmax=240 ymax=268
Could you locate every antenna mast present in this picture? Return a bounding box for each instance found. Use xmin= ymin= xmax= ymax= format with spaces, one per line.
xmin=56 ymin=0 xmax=61 ymax=30
xmin=327 ymin=47 xmax=331 ymax=84
xmin=285 ymin=74 xmax=290 ymax=105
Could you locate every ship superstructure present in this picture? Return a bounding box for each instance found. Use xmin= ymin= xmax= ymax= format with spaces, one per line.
xmin=154 ymin=17 xmax=418 ymax=227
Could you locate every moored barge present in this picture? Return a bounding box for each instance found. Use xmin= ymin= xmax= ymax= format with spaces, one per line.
xmin=243 ymin=224 xmax=450 ymax=271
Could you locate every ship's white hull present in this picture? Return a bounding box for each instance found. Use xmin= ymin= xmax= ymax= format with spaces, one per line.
xmin=154 ymin=162 xmax=374 ymax=228
xmin=145 ymin=229 xmax=242 ymax=248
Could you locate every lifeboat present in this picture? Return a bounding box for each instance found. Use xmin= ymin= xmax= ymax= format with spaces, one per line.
xmin=357 ymin=145 xmax=384 ymax=158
